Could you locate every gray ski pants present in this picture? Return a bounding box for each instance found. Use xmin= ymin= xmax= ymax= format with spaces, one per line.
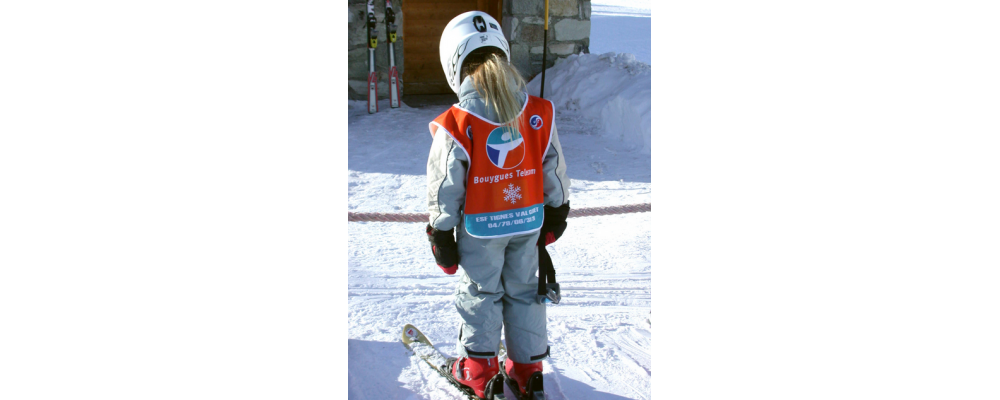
xmin=453 ymin=220 xmax=550 ymax=364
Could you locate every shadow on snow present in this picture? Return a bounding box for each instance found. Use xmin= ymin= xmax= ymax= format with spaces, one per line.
xmin=348 ymin=339 xmax=412 ymax=400
xmin=554 ymin=374 xmax=640 ymax=399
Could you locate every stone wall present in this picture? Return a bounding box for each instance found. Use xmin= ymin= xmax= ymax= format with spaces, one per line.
xmin=503 ymin=0 xmax=591 ymax=81
xmin=348 ymin=0 xmax=404 ymax=101
xmin=347 ymin=0 xmax=589 ymax=100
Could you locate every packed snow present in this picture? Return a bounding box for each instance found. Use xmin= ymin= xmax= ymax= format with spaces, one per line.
xmin=348 ymin=2 xmax=651 ymax=398
xmin=590 ymin=0 xmax=650 ymax=17
xmin=590 ymin=15 xmax=650 ymax=65
xmin=589 ymin=0 xmax=651 ymax=64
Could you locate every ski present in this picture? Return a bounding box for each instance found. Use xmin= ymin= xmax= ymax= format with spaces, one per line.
xmin=384 ymin=0 xmax=400 ymax=108
xmin=401 ymin=324 xmax=509 ymax=400
xmin=366 ymin=0 xmax=378 ymax=113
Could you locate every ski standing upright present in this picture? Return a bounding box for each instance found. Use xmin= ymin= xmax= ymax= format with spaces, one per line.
xmin=366 ymin=0 xmax=378 ymax=114
xmin=385 ymin=0 xmax=400 ymax=108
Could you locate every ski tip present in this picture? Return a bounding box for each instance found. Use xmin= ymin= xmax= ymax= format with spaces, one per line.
xmin=401 ymin=323 xmax=428 ymax=345
xmin=401 ymin=324 xmax=416 ymax=341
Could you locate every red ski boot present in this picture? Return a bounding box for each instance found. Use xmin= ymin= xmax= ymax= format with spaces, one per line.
xmin=503 ymin=359 xmax=544 ymax=396
xmin=445 ymin=356 xmax=500 ymax=399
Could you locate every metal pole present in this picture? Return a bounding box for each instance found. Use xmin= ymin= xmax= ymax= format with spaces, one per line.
xmin=540 ymin=0 xmax=549 ymax=98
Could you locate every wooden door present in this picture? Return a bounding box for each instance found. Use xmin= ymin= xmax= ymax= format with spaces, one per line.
xmin=403 ymin=0 xmax=503 ymax=95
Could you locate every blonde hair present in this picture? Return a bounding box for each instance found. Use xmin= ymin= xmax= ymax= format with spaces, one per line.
xmin=464 ymin=51 xmax=527 ymax=136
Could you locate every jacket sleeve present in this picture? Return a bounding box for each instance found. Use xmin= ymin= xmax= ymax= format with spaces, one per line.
xmin=542 ymin=120 xmax=571 ymax=207
xmin=427 ymin=130 xmax=469 ymax=231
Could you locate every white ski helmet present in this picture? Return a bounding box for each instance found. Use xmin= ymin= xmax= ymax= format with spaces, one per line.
xmin=439 ymin=11 xmax=510 ymax=94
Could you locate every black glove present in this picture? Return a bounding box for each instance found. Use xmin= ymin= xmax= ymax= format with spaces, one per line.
xmin=426 ymin=224 xmax=459 ymax=275
xmin=539 ymin=202 xmax=570 ymax=246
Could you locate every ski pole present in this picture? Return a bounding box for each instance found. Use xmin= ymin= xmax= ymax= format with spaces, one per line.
xmin=540 ymin=0 xmax=549 ymax=99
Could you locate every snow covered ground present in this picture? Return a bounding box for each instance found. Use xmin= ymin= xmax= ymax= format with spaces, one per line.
xmin=348 ymin=2 xmax=651 ymax=398
xmin=590 ymin=0 xmax=650 ymax=17
xmin=589 ymin=1 xmax=651 ymax=64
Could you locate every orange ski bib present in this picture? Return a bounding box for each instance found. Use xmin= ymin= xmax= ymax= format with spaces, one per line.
xmin=429 ymin=95 xmax=554 ymax=238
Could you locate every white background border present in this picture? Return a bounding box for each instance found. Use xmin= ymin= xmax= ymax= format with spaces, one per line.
xmin=1 ymin=1 xmax=344 ymax=398
xmin=660 ymin=0 xmax=999 ymax=398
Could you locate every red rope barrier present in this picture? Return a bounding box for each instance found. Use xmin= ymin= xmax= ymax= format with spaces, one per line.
xmin=348 ymin=203 xmax=651 ymax=223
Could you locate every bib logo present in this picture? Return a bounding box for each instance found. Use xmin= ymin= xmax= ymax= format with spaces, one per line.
xmin=485 ymin=126 xmax=524 ymax=169
xmin=529 ymin=115 xmax=543 ymax=130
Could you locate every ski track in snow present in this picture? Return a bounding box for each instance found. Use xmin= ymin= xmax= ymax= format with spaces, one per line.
xmin=348 ymin=33 xmax=650 ymax=399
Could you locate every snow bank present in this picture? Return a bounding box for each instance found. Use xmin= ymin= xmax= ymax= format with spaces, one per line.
xmin=590 ymin=15 xmax=651 ymax=64
xmin=526 ymin=52 xmax=651 ymax=154
xmin=591 ymin=0 xmax=651 ymax=17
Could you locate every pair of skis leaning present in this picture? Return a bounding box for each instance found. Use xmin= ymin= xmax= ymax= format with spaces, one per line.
xmin=367 ymin=0 xmax=400 ymax=113
xmin=401 ymin=324 xmax=545 ymax=400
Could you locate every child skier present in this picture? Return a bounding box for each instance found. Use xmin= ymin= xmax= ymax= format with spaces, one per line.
xmin=425 ymin=11 xmax=571 ymax=399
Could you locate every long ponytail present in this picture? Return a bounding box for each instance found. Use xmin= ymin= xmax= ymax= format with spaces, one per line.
xmin=463 ymin=51 xmax=527 ymax=135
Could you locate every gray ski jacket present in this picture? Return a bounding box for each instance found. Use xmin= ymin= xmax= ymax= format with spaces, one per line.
xmin=427 ymin=77 xmax=570 ymax=231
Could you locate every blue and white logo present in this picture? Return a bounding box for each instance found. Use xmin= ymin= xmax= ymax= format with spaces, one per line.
xmin=529 ymin=115 xmax=543 ymax=130
xmin=485 ymin=126 xmax=524 ymax=169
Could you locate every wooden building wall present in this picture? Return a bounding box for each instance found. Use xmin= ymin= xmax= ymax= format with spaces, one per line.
xmin=402 ymin=0 xmax=503 ymax=95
